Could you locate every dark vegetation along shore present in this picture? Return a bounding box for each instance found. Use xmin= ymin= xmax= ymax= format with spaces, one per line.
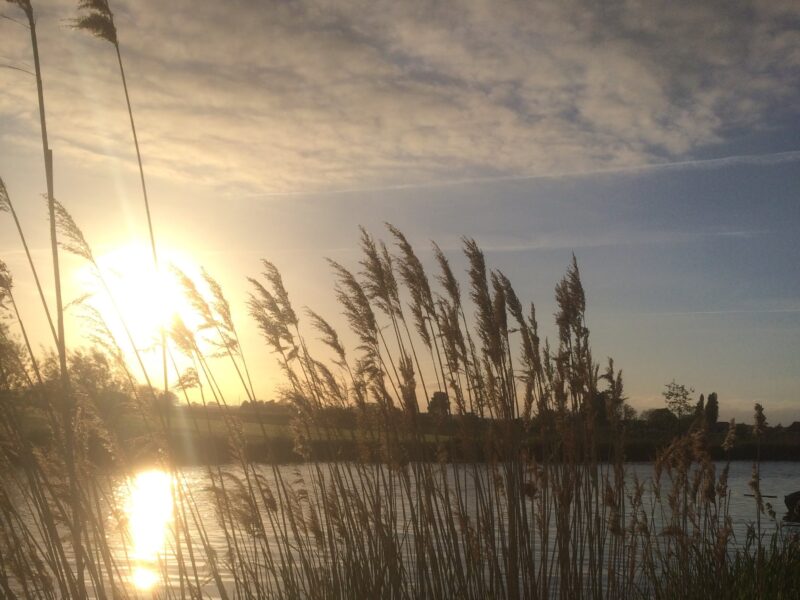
xmin=0 ymin=1 xmax=798 ymax=598
xmin=15 ymin=387 xmax=800 ymax=466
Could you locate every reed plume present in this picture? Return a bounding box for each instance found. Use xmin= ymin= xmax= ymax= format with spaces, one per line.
xmin=74 ymin=0 xmax=168 ymax=397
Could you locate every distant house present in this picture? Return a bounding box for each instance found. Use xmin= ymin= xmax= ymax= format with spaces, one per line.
xmin=710 ymin=421 xmax=728 ymax=434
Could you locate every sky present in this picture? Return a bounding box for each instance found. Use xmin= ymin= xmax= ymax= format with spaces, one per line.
xmin=1 ymin=0 xmax=799 ymax=424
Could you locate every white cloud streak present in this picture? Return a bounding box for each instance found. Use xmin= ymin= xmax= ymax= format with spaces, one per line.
xmin=234 ymin=150 xmax=800 ymax=198
xmin=642 ymin=308 xmax=800 ymax=317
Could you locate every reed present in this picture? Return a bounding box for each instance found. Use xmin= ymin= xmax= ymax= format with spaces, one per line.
xmin=3 ymin=213 xmax=798 ymax=598
xmin=74 ymin=0 xmax=169 ymax=399
xmin=4 ymin=0 xmax=85 ymax=591
xmin=0 ymin=4 xmax=797 ymax=599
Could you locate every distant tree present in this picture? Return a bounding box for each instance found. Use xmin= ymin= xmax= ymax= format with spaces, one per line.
xmin=69 ymin=349 xmax=126 ymax=396
xmin=663 ymin=380 xmax=694 ymax=419
xmin=594 ymin=392 xmax=635 ymax=425
xmin=429 ymin=391 xmax=450 ymax=416
xmin=622 ymin=403 xmax=637 ymax=422
xmin=705 ymin=392 xmax=719 ymax=427
xmin=140 ymin=387 xmax=178 ymax=412
xmin=695 ymin=394 xmax=705 ymax=417
xmin=691 ymin=393 xmax=706 ymax=429
xmin=643 ymin=407 xmax=679 ymax=430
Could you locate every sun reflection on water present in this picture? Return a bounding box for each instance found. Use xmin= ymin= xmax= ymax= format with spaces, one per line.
xmin=125 ymin=470 xmax=173 ymax=590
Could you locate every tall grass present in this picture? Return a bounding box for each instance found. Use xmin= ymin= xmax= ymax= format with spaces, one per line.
xmin=74 ymin=0 xmax=169 ymax=397
xmin=0 ymin=4 xmax=798 ymax=599
xmin=3 ymin=214 xmax=797 ymax=598
xmin=4 ymin=0 xmax=84 ymax=592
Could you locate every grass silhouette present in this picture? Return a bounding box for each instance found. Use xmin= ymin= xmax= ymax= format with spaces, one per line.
xmin=0 ymin=2 xmax=798 ymax=598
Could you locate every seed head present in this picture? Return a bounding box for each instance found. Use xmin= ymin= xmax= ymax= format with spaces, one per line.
xmin=74 ymin=0 xmax=118 ymax=45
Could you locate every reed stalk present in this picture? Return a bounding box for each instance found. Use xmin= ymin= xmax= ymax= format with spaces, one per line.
xmin=1 ymin=7 xmax=796 ymax=598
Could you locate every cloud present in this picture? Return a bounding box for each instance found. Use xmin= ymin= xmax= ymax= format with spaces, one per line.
xmin=426 ymin=226 xmax=766 ymax=255
xmin=234 ymin=150 xmax=800 ymax=197
xmin=641 ymin=308 xmax=800 ymax=317
xmin=1 ymin=0 xmax=798 ymax=194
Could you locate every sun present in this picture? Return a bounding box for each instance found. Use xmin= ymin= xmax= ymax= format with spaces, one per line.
xmin=98 ymin=244 xmax=185 ymax=332
xmin=75 ymin=242 xmax=204 ymax=374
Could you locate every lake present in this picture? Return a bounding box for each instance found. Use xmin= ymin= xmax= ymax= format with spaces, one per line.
xmin=16 ymin=460 xmax=800 ymax=598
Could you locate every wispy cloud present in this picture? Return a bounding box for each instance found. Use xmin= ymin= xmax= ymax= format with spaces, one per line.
xmin=643 ymin=308 xmax=800 ymax=317
xmin=234 ymin=150 xmax=800 ymax=198
xmin=423 ymin=228 xmax=765 ymax=255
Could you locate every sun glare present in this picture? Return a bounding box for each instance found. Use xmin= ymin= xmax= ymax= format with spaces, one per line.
xmin=125 ymin=470 xmax=173 ymax=590
xmin=76 ymin=242 xmax=205 ymax=376
xmin=83 ymin=242 xmax=195 ymax=333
